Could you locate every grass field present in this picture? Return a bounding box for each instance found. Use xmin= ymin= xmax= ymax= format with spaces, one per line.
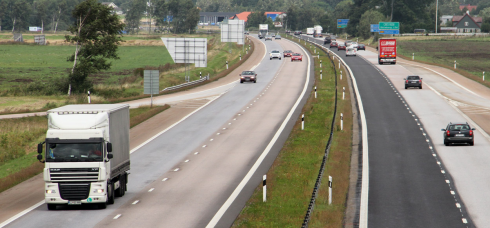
xmin=0 ymin=105 xmax=169 ymax=193
xmin=233 ymin=37 xmax=353 ymax=227
xmin=397 ymin=39 xmax=490 ymax=79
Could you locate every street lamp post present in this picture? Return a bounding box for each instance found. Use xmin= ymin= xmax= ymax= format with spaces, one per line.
xmin=436 ymin=0 xmax=439 ymax=33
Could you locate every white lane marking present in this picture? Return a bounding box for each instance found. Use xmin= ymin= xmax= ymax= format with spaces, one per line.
xmin=451 ymin=191 xmax=456 ymax=195
xmin=0 ymin=200 xmax=44 ymax=227
xmin=132 ymin=200 xmax=139 ymax=205
xmin=202 ymin=145 xmax=207 ymax=148
xmin=217 ymin=133 xmax=221 ymax=135
xmin=222 ymin=128 xmax=226 ymax=130
xmin=130 ymin=95 xmax=222 ymax=154
xmin=441 ymin=170 xmax=446 ymax=174
xmin=456 ymin=203 xmax=461 ymax=208
xmin=113 ymin=214 xmax=122 ymax=219
xmin=162 ymin=178 xmax=168 ymax=181
xmin=185 ymin=160 xmax=190 ymax=163
xmin=194 ymin=152 xmax=199 ymax=155
xmin=446 ymin=180 xmax=451 ymax=184
xmin=462 ymin=218 xmax=468 ymax=224
xmin=173 ymin=168 xmax=179 ymax=172
xmin=148 ymin=188 xmax=155 ymax=192
xmin=401 ymin=61 xmax=483 ymax=98
xmin=210 ymin=139 xmax=214 ymax=141
xmin=437 ymin=162 xmax=441 ymax=165
xmin=206 ymin=36 xmax=312 ymax=228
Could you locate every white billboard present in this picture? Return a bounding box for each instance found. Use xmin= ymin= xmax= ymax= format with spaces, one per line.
xmin=161 ymin=38 xmax=207 ymax=67
xmin=221 ymin=20 xmax=245 ymax=45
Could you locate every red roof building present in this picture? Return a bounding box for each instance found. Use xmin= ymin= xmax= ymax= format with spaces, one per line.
xmin=230 ymin=12 xmax=285 ymax=22
xmin=459 ymin=4 xmax=478 ymax=12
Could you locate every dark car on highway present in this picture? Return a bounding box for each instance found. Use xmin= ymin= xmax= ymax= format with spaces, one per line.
xmin=283 ymin=50 xmax=293 ymax=57
xmin=323 ymin=36 xmax=332 ymax=44
xmin=441 ymin=122 xmax=475 ymax=146
xmin=294 ymin=30 xmax=301 ymax=35
xmin=330 ymin=41 xmax=338 ymax=48
xmin=404 ymin=75 xmax=422 ymax=89
xmin=337 ymin=43 xmax=346 ymax=51
xmin=240 ymin=71 xmax=257 ymax=83
xmin=357 ymin=44 xmax=366 ymax=50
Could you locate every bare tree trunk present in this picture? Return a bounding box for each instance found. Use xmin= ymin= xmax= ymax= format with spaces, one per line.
xmin=69 ymin=16 xmax=84 ymax=95
xmin=12 ymin=18 xmax=15 ymax=32
xmin=54 ymin=7 xmax=61 ymax=34
xmin=42 ymin=20 xmax=44 ymax=34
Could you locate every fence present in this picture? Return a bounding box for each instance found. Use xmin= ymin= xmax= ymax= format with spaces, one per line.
xmin=161 ymin=74 xmax=209 ymax=92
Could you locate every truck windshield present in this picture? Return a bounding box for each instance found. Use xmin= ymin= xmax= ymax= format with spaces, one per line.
xmin=46 ymin=143 xmax=103 ymax=162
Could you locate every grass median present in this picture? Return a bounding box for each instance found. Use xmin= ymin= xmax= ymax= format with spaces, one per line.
xmin=0 ymin=105 xmax=169 ymax=193
xmin=232 ymin=36 xmax=353 ymax=227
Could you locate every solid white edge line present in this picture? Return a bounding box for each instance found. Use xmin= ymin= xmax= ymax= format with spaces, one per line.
xmin=0 ymin=36 xmax=267 ymax=227
xmin=205 ymin=36 xmax=311 ymax=228
xmin=328 ymin=44 xmax=369 ymax=227
xmin=0 ymin=200 xmax=45 ymax=228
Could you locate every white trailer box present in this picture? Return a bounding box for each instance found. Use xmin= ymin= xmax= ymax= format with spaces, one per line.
xmin=314 ymin=25 xmax=323 ymax=37
xmin=307 ymin=27 xmax=314 ymax=35
xmin=39 ymin=104 xmax=130 ymax=210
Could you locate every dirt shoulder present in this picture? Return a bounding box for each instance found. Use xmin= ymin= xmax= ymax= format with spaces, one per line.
xmin=0 ymin=35 xmax=266 ymax=224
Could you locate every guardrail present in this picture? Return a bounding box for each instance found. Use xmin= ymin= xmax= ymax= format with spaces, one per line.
xmin=294 ymin=35 xmax=339 ymax=228
xmin=161 ymin=75 xmax=210 ymax=92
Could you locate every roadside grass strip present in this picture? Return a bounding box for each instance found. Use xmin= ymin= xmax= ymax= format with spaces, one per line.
xmin=233 ymin=36 xmax=353 ymax=227
xmin=0 ymin=105 xmax=170 ymax=193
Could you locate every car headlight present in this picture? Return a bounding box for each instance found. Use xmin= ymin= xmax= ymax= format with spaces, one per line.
xmin=46 ymin=190 xmax=57 ymax=194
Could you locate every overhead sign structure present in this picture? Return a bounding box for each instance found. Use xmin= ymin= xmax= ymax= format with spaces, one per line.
xmin=161 ymin=38 xmax=207 ymax=67
xmin=144 ymin=70 xmax=159 ymax=107
xmin=379 ymin=30 xmax=400 ymax=35
xmin=379 ymin=22 xmax=400 ymax=30
xmin=221 ymin=20 xmax=245 ymax=45
xmin=337 ymin=19 xmax=349 ymax=28
xmin=370 ymin=24 xmax=379 ymax=32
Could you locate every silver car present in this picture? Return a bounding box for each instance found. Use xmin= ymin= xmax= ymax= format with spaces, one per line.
xmin=270 ymin=50 xmax=281 ymax=60
xmin=265 ymin=35 xmax=273 ymax=41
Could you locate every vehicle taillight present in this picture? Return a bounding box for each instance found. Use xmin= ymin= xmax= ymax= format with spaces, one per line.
xmin=419 ymin=80 xmax=422 ymax=83
xmin=447 ymin=130 xmax=450 ymax=136
xmin=406 ymin=80 xmax=409 ymax=83
xmin=469 ymin=130 xmax=473 ymax=136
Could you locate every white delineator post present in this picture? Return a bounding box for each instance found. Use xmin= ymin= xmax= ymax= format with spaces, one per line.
xmin=200 ymin=71 xmax=202 ymax=79
xmin=87 ymin=91 xmax=91 ymax=104
xmin=483 ymin=71 xmax=485 ymax=81
xmin=343 ymin=87 xmax=345 ymax=100
xmin=320 ymin=70 xmax=323 ymax=80
xmin=340 ymin=113 xmax=343 ymax=131
xmin=412 ymin=53 xmax=414 ymax=60
xmin=226 ymin=61 xmax=228 ymax=70
xmin=328 ymin=176 xmax=332 ymax=205
xmin=320 ymin=60 xmax=322 ymax=68
xmin=315 ymin=86 xmax=317 ymax=99
xmin=302 ymin=114 xmax=304 ymax=130
xmin=240 ymin=54 xmax=242 ymax=61
xmin=263 ymin=175 xmax=266 ymax=202
xmin=454 ymin=60 xmax=457 ymax=69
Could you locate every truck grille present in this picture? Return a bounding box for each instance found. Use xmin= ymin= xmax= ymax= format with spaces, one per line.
xmin=49 ymin=168 xmax=99 ymax=182
xmin=59 ymin=182 xmax=90 ymax=200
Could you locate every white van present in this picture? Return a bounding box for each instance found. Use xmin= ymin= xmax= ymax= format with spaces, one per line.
xmin=346 ymin=47 xmax=357 ymax=57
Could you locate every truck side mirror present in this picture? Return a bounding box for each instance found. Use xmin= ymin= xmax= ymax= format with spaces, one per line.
xmin=107 ymin=143 xmax=113 ymax=152
xmin=38 ymin=143 xmax=43 ymax=154
xmin=37 ymin=154 xmax=43 ymax=161
xmin=107 ymin=153 xmax=113 ymax=159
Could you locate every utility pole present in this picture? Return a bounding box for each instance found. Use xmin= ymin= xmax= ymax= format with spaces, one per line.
xmin=391 ymin=0 xmax=394 ymax=22
xmin=436 ymin=0 xmax=439 ymax=33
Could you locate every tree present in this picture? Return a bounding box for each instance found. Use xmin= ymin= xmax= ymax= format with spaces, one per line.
xmin=167 ymin=0 xmax=200 ymax=33
xmin=34 ymin=0 xmax=51 ymax=33
xmin=285 ymin=5 xmax=299 ymax=30
xmin=246 ymin=11 xmax=266 ymax=28
xmin=153 ymin=0 xmax=168 ymax=32
xmin=3 ymin=0 xmax=31 ymax=32
xmin=64 ymin=0 xmax=125 ymax=94
xmin=125 ymin=0 xmax=145 ymax=34
xmin=358 ymin=9 xmax=386 ymax=39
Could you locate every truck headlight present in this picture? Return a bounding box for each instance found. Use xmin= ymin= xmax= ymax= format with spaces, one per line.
xmin=46 ymin=190 xmax=56 ymax=194
xmin=93 ymin=189 xmax=104 ymax=193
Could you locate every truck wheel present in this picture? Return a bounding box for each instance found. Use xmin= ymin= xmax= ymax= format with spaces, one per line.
xmin=47 ymin=204 xmax=57 ymax=210
xmin=108 ymin=182 xmax=115 ymax=204
xmin=116 ymin=175 xmax=126 ymax=197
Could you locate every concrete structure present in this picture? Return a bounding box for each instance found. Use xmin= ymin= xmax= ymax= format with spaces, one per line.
xmin=453 ymin=13 xmax=482 ymax=33
xmin=200 ymin=12 xmax=239 ymax=25
xmin=440 ymin=15 xmax=453 ymax=26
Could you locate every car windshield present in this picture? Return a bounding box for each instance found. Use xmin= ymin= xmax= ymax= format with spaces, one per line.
xmin=242 ymin=71 xmax=254 ymax=75
xmin=449 ymin=125 xmax=470 ymax=130
xmin=285 ymin=50 xmax=292 ymax=53
xmin=46 ymin=143 xmax=103 ymax=162
xmin=407 ymin=76 xmax=420 ymax=80
xmin=293 ymin=53 xmax=300 ymax=56
xmin=272 ymin=50 xmax=279 ymax=53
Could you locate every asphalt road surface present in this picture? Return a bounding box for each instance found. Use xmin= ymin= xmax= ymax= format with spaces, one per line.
xmin=303 ymin=34 xmax=470 ymax=227
xmin=3 ymin=36 xmax=313 ymax=228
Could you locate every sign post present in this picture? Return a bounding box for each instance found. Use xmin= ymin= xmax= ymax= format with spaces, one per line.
xmin=144 ymin=70 xmax=160 ymax=107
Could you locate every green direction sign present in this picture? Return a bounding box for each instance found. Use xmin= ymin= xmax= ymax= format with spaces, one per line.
xmin=379 ymin=22 xmax=399 ymax=30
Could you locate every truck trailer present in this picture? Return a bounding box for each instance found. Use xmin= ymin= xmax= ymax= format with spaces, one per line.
xmin=259 ymin=24 xmax=268 ymax=39
xmin=306 ymin=27 xmax=314 ymax=35
xmin=378 ymin=38 xmax=397 ymax=64
xmin=37 ymin=104 xmax=130 ymax=210
xmin=313 ymin=25 xmax=323 ymax=37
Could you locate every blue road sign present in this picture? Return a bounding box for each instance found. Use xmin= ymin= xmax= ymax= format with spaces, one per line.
xmin=379 ymin=30 xmax=400 ymax=34
xmin=370 ymin=24 xmax=379 ymax=32
xmin=337 ymin=19 xmax=349 ymax=28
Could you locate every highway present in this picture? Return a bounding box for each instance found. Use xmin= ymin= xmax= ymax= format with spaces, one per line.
xmin=303 ymin=34 xmax=479 ymax=227
xmin=2 ymin=36 xmax=313 ymax=227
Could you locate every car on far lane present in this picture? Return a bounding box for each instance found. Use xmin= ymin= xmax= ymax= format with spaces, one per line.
xmin=265 ymin=35 xmax=273 ymax=41
xmin=291 ymin=53 xmax=303 ymax=62
xmin=239 ymin=71 xmax=257 ymax=83
xmin=350 ymin=42 xmax=358 ymax=48
xmin=283 ymin=50 xmax=293 ymax=57
xmin=270 ymin=50 xmax=282 ymax=60
xmin=244 ymin=31 xmax=249 ymax=35
xmin=441 ymin=122 xmax=475 ymax=146
xmin=294 ymin=31 xmax=301 ymax=35
xmin=357 ymin=44 xmax=366 ymax=50
xmin=324 ymin=36 xmax=332 ymax=44
xmin=346 ymin=47 xmax=357 ymax=56
xmin=404 ymin=75 xmax=423 ymax=89
xmin=338 ymin=43 xmax=346 ymax=51
xmin=345 ymin=40 xmax=353 ymax=47
xmin=275 ymin=35 xmax=282 ymax=40
xmin=271 ymin=33 xmax=276 ymax=37
xmin=330 ymin=41 xmax=338 ymax=48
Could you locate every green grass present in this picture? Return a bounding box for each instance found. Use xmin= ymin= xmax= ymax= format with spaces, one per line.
xmin=233 ymin=36 xmax=353 ymax=227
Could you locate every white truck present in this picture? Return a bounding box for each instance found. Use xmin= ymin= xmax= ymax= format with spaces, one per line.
xmin=314 ymin=25 xmax=323 ymax=37
xmin=37 ymin=104 xmax=130 ymax=210
xmin=306 ymin=27 xmax=314 ymax=35
xmin=259 ymin=24 xmax=268 ymax=39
